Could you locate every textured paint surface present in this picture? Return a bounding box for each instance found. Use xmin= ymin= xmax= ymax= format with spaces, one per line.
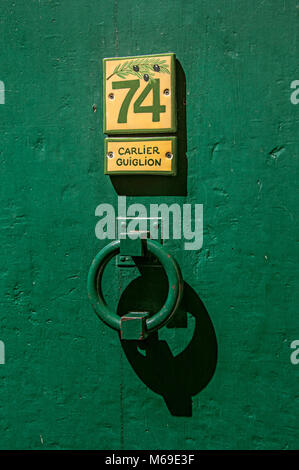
xmin=0 ymin=0 xmax=298 ymax=450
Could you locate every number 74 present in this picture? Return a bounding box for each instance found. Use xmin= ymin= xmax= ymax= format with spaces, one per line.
xmin=112 ymin=78 xmax=166 ymax=123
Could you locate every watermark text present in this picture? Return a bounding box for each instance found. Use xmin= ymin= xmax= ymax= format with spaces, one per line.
xmin=95 ymin=197 xmax=203 ymax=251
xmin=290 ymin=80 xmax=299 ymax=105
xmin=290 ymin=340 xmax=299 ymax=365
xmin=0 ymin=81 xmax=4 ymax=104
xmin=0 ymin=340 xmax=5 ymax=364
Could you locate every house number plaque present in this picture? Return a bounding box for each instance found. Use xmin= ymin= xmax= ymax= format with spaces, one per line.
xmin=103 ymin=53 xmax=177 ymax=175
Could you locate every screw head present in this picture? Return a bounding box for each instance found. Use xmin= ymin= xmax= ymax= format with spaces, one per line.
xmin=143 ymin=74 xmax=149 ymax=82
xmin=153 ymin=64 xmax=160 ymax=72
xmin=165 ymin=152 xmax=173 ymax=159
xmin=133 ymin=65 xmax=139 ymax=72
xmin=108 ymin=93 xmax=114 ymax=100
xmin=163 ymin=88 xmax=170 ymax=96
xmin=107 ymin=151 xmax=114 ymax=159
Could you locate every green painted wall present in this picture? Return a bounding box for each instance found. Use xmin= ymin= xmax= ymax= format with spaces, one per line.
xmin=0 ymin=0 xmax=298 ymax=450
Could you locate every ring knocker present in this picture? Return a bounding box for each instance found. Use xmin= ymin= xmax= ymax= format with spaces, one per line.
xmin=87 ymin=239 xmax=183 ymax=339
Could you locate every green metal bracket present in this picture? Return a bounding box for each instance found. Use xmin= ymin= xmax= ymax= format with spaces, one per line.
xmin=116 ymin=217 xmax=162 ymax=267
xmin=117 ymin=236 xmax=144 ymax=267
xmin=120 ymin=236 xmax=144 ymax=256
xmin=120 ymin=312 xmax=149 ymax=340
xmin=117 ymin=255 xmax=136 ymax=267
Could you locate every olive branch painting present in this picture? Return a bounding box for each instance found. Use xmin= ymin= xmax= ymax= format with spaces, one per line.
xmin=106 ymin=57 xmax=170 ymax=82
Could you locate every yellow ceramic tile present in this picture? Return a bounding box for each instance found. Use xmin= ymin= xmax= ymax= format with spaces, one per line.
xmin=105 ymin=137 xmax=176 ymax=175
xmin=103 ymin=54 xmax=176 ymax=134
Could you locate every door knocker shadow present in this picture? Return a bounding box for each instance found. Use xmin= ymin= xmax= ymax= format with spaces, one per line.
xmin=116 ymin=269 xmax=218 ymax=417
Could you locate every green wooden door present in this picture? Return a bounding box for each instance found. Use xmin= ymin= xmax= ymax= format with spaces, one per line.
xmin=0 ymin=0 xmax=298 ymax=450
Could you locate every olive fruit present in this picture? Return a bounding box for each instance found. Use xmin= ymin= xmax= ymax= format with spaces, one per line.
xmin=133 ymin=65 xmax=139 ymax=72
xmin=153 ymin=64 xmax=160 ymax=72
xmin=144 ymin=74 xmax=149 ymax=81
